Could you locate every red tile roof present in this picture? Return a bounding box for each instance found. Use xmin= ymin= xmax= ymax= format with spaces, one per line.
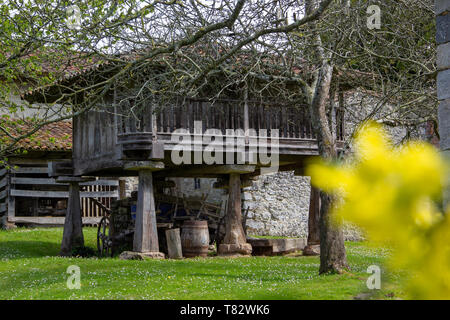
xmin=1 ymin=119 xmax=72 ymax=152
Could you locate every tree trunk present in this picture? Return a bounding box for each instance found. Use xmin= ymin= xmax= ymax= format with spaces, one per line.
xmin=303 ymin=185 xmax=321 ymax=256
xmin=223 ymin=173 xmax=247 ymax=245
xmin=307 ymin=185 xmax=321 ymax=245
xmin=318 ymin=191 xmax=348 ymax=274
xmin=309 ymin=61 xmax=349 ymax=274
xmin=218 ymin=173 xmax=252 ymax=256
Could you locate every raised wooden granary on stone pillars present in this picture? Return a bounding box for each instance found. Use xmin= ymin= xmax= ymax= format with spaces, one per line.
xmin=24 ymin=58 xmax=346 ymax=258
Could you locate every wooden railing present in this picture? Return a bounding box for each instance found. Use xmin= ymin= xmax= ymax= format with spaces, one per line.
xmin=73 ymin=98 xmax=345 ymax=163
xmin=115 ymin=98 xmax=345 ymax=141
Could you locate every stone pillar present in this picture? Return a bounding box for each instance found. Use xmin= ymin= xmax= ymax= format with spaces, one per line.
xmin=437 ymin=0 xmax=450 ymax=208
xmin=218 ymin=173 xmax=252 ymax=256
xmin=124 ymin=161 xmax=164 ymax=259
xmin=59 ymin=179 xmax=85 ymax=256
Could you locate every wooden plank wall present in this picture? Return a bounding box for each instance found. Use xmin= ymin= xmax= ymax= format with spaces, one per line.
xmin=6 ymin=162 xmax=118 ymax=220
xmin=73 ymin=109 xmax=117 ymax=162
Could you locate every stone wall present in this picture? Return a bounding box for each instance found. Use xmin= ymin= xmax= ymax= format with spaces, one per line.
xmin=437 ymin=0 xmax=450 ymax=208
xmin=242 ymin=172 xmax=310 ymax=238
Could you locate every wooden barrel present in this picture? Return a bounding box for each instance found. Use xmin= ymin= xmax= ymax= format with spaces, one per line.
xmin=181 ymin=220 xmax=210 ymax=258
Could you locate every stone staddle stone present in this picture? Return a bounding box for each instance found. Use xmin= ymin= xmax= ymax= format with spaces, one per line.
xmin=119 ymin=251 xmax=165 ymax=260
xmin=303 ymin=244 xmax=320 ymax=256
xmin=217 ymin=243 xmax=252 ymax=257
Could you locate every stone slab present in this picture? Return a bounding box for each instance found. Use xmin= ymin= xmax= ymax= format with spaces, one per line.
xmin=303 ymin=244 xmax=320 ymax=256
xmin=218 ymin=243 xmax=252 ymax=256
xmin=246 ymin=237 xmax=306 ymax=256
xmin=437 ymin=14 xmax=450 ymax=44
xmin=1 ymin=216 xmax=16 ymax=230
xmin=123 ymin=161 xmax=165 ymax=171
xmin=438 ymin=42 xmax=450 ymax=70
xmin=439 ymin=99 xmax=450 ymax=150
xmin=436 ymin=0 xmax=450 ymax=15
xmin=438 ymin=70 xmax=450 ymax=101
xmin=119 ymin=251 xmax=165 ymax=260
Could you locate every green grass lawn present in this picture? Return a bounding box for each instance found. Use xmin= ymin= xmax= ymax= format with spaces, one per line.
xmin=0 ymin=227 xmax=404 ymax=300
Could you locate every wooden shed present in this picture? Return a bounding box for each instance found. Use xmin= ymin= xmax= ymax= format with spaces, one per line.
xmin=0 ymin=120 xmax=119 ymax=228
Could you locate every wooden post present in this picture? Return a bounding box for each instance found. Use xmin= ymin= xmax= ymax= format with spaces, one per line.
xmin=243 ymin=85 xmax=249 ymax=144
xmin=303 ymin=184 xmax=321 ymax=256
xmin=218 ymin=173 xmax=252 ymax=256
xmin=124 ymin=161 xmax=164 ymax=258
xmin=133 ymin=170 xmax=159 ymax=253
xmin=32 ymin=198 xmax=39 ymax=217
xmin=60 ymin=181 xmax=84 ymax=256
xmin=119 ymin=178 xmax=127 ymax=200
xmin=6 ymin=179 xmax=16 ymax=229
xmin=165 ymin=228 xmax=183 ymax=259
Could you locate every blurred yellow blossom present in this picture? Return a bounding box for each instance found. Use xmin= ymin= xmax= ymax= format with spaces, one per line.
xmin=307 ymin=121 xmax=450 ymax=299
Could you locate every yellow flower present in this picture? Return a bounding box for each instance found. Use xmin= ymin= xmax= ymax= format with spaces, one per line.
xmin=308 ymin=121 xmax=450 ymax=299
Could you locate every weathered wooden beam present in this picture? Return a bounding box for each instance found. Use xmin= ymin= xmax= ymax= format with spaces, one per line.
xmin=80 ymin=180 xmax=119 ymax=186
xmin=124 ymin=161 xmax=165 ymax=172
xmin=60 ymin=181 xmax=84 ymax=256
xmin=8 ymin=216 xmax=102 ymax=225
xmin=10 ymin=189 xmax=119 ymax=198
xmin=7 ymin=217 xmax=177 ymax=226
xmin=0 ymin=168 xmax=7 ymax=177
xmin=0 ymin=189 xmax=6 ymax=200
xmin=12 ymin=177 xmax=59 ymax=185
xmin=7 ymin=193 xmax=15 ymax=219
xmin=8 ymin=177 xmax=119 ymax=187
xmin=165 ymin=228 xmax=183 ymax=259
xmin=0 ymin=177 xmax=7 ymax=189
xmin=0 ymin=203 xmax=6 ymax=213
xmin=7 ymin=158 xmax=49 ymax=165
xmin=119 ymin=178 xmax=127 ymax=200
xmin=10 ymin=216 xmax=88 ymax=224
xmin=48 ymin=161 xmax=73 ymax=177
xmin=10 ymin=167 xmax=48 ymax=174
xmin=155 ymin=165 xmax=255 ymax=179
xmin=133 ymin=170 xmax=160 ymax=254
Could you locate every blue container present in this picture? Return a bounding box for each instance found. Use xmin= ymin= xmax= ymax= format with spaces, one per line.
xmin=131 ymin=205 xmax=137 ymax=220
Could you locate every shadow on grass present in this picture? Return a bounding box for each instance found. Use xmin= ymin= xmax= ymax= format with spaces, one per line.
xmin=0 ymin=240 xmax=61 ymax=259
